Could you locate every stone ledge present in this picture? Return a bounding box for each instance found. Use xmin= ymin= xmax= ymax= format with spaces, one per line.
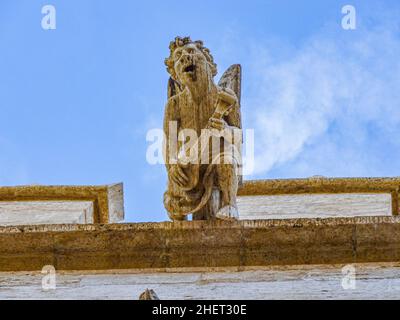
xmin=238 ymin=177 xmax=400 ymax=195
xmin=2 ymin=262 xmax=400 ymax=300
xmin=238 ymin=178 xmax=400 ymax=216
xmin=0 ymin=201 xmax=95 ymax=226
xmin=237 ymin=194 xmax=392 ymax=220
xmin=0 ymin=184 xmax=124 ymax=224
xmin=1 ymin=216 xmax=400 ymax=271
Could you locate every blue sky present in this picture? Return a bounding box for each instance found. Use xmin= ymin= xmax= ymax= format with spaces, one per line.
xmin=1 ymin=0 xmax=400 ymax=222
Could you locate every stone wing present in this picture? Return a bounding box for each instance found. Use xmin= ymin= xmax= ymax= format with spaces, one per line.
xmin=218 ymin=64 xmax=243 ymax=185
xmin=218 ymin=64 xmax=242 ymax=129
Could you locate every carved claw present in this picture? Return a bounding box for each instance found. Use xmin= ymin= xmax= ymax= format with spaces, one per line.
xmin=215 ymin=205 xmax=239 ymax=221
xmin=168 ymin=211 xmax=188 ymax=221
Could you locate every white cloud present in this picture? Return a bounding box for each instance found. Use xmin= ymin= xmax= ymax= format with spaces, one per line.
xmin=244 ymin=16 xmax=400 ymax=177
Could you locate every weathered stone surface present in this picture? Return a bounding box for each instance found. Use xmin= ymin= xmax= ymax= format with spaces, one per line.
xmin=238 ymin=178 xmax=400 ymax=216
xmin=1 ymin=263 xmax=400 ymax=300
xmin=163 ymin=36 xmax=242 ymax=221
xmin=107 ymin=184 xmax=124 ymax=223
xmin=238 ymin=177 xmax=400 ymax=196
xmin=237 ymin=193 xmax=391 ymax=220
xmin=0 ymin=184 xmax=124 ymax=224
xmin=0 ymin=201 xmax=94 ymax=226
xmin=138 ymin=289 xmax=160 ymax=300
xmin=1 ymin=217 xmax=400 ymax=271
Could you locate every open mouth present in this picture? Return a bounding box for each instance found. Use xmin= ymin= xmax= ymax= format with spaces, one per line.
xmin=183 ymin=64 xmax=196 ymax=73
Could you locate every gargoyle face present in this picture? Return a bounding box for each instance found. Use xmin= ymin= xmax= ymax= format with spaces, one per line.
xmin=173 ymin=43 xmax=209 ymax=86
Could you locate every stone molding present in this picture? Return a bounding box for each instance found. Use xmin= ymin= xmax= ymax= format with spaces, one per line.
xmin=0 ymin=184 xmax=124 ymax=224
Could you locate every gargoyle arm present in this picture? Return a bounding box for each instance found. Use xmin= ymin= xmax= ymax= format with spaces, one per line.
xmin=163 ymin=96 xmax=180 ymax=170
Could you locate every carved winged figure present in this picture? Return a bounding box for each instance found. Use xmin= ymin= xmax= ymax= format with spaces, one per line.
xmin=163 ymin=36 xmax=242 ymax=221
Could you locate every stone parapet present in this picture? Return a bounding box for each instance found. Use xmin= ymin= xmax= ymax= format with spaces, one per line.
xmin=239 ymin=178 xmax=400 ymax=216
xmin=0 ymin=216 xmax=399 ymax=271
xmin=0 ymin=184 xmax=124 ymax=225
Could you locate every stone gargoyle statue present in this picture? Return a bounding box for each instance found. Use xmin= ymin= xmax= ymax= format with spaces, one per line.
xmin=163 ymin=36 xmax=243 ymax=221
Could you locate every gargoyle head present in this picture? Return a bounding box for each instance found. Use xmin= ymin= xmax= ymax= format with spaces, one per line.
xmin=165 ymin=37 xmax=217 ymax=89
